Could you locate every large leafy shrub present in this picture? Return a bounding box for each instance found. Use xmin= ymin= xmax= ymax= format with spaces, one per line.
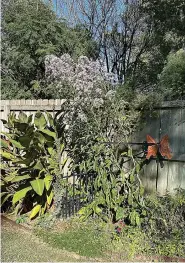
xmin=142 ymin=189 xmax=185 ymax=257
xmin=0 ymin=110 xmax=71 ymax=218
xmin=159 ymin=49 xmax=185 ymax=100
xmin=61 ymin=93 xmax=146 ymax=225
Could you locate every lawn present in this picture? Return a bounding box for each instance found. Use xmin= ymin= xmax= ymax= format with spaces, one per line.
xmin=1 ymin=216 xmax=93 ymax=262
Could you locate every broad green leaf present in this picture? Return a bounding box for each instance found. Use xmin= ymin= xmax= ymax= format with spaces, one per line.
xmin=94 ymin=206 xmax=102 ymax=214
xmin=120 ymin=171 xmax=125 ymax=182
xmin=39 ymin=129 xmax=56 ymax=139
xmin=129 ymin=211 xmax=135 ymax=225
xmin=35 ymin=131 xmax=46 ymax=144
xmin=1 ymin=193 xmax=12 ymax=206
xmin=78 ymin=207 xmax=87 ymax=215
xmin=18 ymin=111 xmax=28 ymax=123
xmin=116 ymin=207 xmax=125 ymax=221
xmin=30 ymin=179 xmax=44 ymax=196
xmin=14 ymin=122 xmax=29 ymax=132
xmin=12 ymin=186 xmax=32 ymax=204
xmin=19 ymin=135 xmax=32 ymax=147
xmin=142 ymin=209 xmax=147 ymax=216
xmin=30 ymin=204 xmax=41 ymax=219
xmin=44 ymin=174 xmax=52 ymax=191
xmin=41 ymin=203 xmax=47 ymax=214
xmin=128 ymin=193 xmax=133 ymax=205
xmin=4 ymin=174 xmax=16 ymax=182
xmin=47 ymin=190 xmax=54 ymax=205
xmin=0 ymin=149 xmax=15 ymax=160
xmin=140 ymin=186 xmax=145 ymax=196
xmin=26 ymin=126 xmax=34 ymax=135
xmin=0 ymin=162 xmax=7 ymax=168
xmin=135 ymin=214 xmax=141 ymax=226
xmin=130 ymin=174 xmax=135 ymax=183
xmin=9 ymin=139 xmax=24 ymax=149
xmin=1 ymin=131 xmax=13 ymax=138
xmin=45 ymin=111 xmax=54 ymax=127
xmin=48 ymin=147 xmax=56 ymax=156
xmin=79 ymin=215 xmax=87 ymax=221
xmin=28 ymin=115 xmax=33 ymax=124
xmin=11 ymin=175 xmax=31 ymax=183
xmin=31 ymin=80 xmax=40 ymax=90
xmin=33 ymin=161 xmax=44 ymax=170
xmin=1 ymin=133 xmax=24 ymax=149
xmin=34 ymin=112 xmax=47 ymax=129
xmin=0 ymin=138 xmax=9 ymax=149
xmin=0 ymin=180 xmax=5 ymax=186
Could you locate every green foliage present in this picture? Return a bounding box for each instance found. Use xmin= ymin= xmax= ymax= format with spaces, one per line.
xmin=109 ymin=189 xmax=185 ymax=259
xmin=115 ymin=83 xmax=135 ymax=103
xmin=1 ymin=0 xmax=98 ymax=99
xmin=159 ymin=49 xmax=185 ymax=100
xmin=115 ymin=84 xmax=163 ymax=118
xmin=110 ymin=226 xmax=151 ymax=260
xmin=0 ymin=111 xmax=70 ymax=218
xmin=142 ymin=189 xmax=185 ymax=257
xmin=77 ymin=139 xmax=145 ymax=225
xmin=35 ymin=212 xmax=56 ymax=229
xmin=143 ymin=0 xmax=185 ymax=42
xmin=33 ymin=81 xmax=75 ymax=100
xmin=136 ymin=0 xmax=185 ymax=92
xmin=51 ymin=95 xmax=145 ymax=225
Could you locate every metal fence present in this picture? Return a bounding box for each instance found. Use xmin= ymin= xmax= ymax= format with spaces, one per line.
xmin=55 ymin=173 xmax=95 ymax=218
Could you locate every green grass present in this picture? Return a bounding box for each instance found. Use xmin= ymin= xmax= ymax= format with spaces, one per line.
xmin=1 ymin=224 xmax=87 ymax=262
xmin=36 ymin=226 xmax=107 ymax=258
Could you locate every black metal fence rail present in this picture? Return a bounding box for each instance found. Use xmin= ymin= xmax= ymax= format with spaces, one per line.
xmin=58 ymin=172 xmax=95 ymax=219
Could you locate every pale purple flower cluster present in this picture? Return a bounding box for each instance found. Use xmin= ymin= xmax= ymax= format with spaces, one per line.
xmin=45 ymin=54 xmax=117 ymax=99
xmin=45 ymin=54 xmax=75 ymax=83
xmin=44 ymin=54 xmax=118 ymax=139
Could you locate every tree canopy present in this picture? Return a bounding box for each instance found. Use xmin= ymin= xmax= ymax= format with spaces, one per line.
xmin=1 ymin=0 xmax=185 ymax=100
xmin=1 ymin=0 xmax=98 ymax=99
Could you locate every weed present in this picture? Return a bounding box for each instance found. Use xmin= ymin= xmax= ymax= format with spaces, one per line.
xmin=15 ymin=214 xmax=28 ymax=224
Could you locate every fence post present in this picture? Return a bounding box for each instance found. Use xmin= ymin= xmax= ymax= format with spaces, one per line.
xmin=2 ymin=101 xmax=10 ymax=132
xmin=4 ymin=100 xmax=10 ymax=120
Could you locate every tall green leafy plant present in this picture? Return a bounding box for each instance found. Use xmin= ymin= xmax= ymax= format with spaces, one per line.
xmin=67 ymin=95 xmax=146 ymax=225
xmin=78 ymin=140 xmax=146 ymax=225
xmin=0 ymin=110 xmax=71 ymax=218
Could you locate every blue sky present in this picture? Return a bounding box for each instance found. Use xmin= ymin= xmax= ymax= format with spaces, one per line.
xmin=45 ymin=0 xmax=125 ymax=21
